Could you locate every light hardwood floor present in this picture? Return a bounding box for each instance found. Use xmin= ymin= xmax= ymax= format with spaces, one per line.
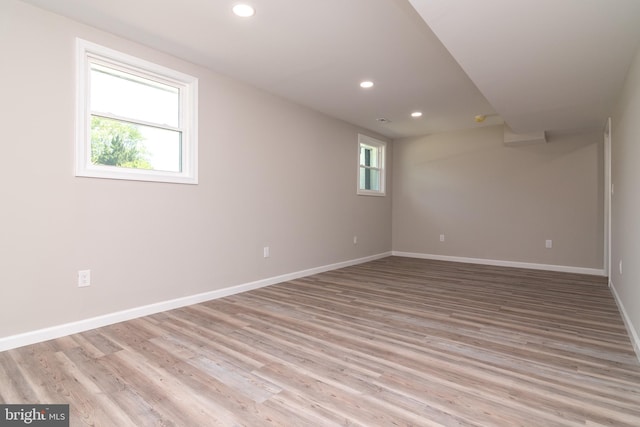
xmin=1 ymin=257 xmax=639 ymax=426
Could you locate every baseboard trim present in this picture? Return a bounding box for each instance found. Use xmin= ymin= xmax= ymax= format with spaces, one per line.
xmin=609 ymin=279 xmax=640 ymax=363
xmin=391 ymin=251 xmax=606 ymax=276
xmin=0 ymin=252 xmax=391 ymax=352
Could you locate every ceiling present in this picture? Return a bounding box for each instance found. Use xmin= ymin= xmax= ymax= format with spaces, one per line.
xmin=20 ymin=0 xmax=640 ymax=139
xmin=409 ymin=0 xmax=640 ymax=135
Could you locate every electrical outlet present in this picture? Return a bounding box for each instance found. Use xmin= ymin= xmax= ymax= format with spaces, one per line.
xmin=619 ymin=260 xmax=623 ymax=275
xmin=440 ymin=234 xmax=445 ymax=242
xmin=263 ymin=246 xmax=270 ymax=258
xmin=78 ymin=269 xmax=91 ymax=287
xmin=353 ymin=236 xmax=358 ymax=245
xmin=545 ymin=240 xmax=553 ymax=249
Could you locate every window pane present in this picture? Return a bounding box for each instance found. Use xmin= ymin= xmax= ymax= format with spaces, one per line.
xmin=360 ymin=144 xmax=379 ymax=167
xmin=90 ymin=63 xmax=179 ymax=127
xmin=360 ymin=146 xmax=370 ymax=166
xmin=91 ymin=116 xmax=181 ymax=172
xmin=359 ymin=167 xmax=380 ymax=191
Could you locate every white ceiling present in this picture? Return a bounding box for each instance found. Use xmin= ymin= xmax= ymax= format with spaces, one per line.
xmin=20 ymin=0 xmax=640 ymax=139
xmin=409 ymin=0 xmax=640 ymax=135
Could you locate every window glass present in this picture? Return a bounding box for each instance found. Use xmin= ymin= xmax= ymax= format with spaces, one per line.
xmin=90 ymin=116 xmax=181 ymax=172
xmin=90 ymin=63 xmax=179 ymax=127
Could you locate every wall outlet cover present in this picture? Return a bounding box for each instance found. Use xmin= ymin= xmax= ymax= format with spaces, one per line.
xmin=78 ymin=269 xmax=91 ymax=287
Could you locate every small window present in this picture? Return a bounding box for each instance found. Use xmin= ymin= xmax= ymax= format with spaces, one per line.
xmin=76 ymin=39 xmax=198 ymax=184
xmin=357 ymin=135 xmax=386 ymax=196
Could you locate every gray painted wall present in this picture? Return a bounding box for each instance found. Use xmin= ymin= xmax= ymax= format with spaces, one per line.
xmin=392 ymin=125 xmax=604 ymax=269
xmin=611 ymin=43 xmax=640 ymax=353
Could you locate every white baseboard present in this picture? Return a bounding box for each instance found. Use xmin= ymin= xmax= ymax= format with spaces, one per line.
xmin=609 ymin=279 xmax=640 ymax=363
xmin=0 ymin=252 xmax=391 ymax=352
xmin=392 ymin=251 xmax=606 ymax=276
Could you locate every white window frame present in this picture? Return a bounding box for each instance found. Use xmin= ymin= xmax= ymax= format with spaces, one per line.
xmin=76 ymin=38 xmax=198 ymax=184
xmin=357 ymin=134 xmax=386 ymax=196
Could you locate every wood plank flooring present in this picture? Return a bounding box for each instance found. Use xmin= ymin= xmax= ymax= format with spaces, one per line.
xmin=1 ymin=256 xmax=639 ymax=426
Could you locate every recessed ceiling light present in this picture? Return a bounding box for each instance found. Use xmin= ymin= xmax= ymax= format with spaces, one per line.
xmin=411 ymin=111 xmax=423 ymax=118
xmin=233 ymin=4 xmax=255 ymax=17
xmin=360 ymin=81 xmax=374 ymax=89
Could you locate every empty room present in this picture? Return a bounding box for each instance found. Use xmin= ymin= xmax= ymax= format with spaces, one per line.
xmin=2 ymin=0 xmax=640 ymax=425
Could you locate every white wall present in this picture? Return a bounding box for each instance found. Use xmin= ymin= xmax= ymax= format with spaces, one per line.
xmin=611 ymin=43 xmax=640 ymax=356
xmin=0 ymin=0 xmax=391 ymax=341
xmin=392 ymin=125 xmax=604 ymax=271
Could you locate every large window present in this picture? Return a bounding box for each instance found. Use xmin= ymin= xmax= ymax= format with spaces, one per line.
xmin=357 ymin=134 xmax=386 ymax=196
xmin=76 ymin=39 xmax=198 ymax=184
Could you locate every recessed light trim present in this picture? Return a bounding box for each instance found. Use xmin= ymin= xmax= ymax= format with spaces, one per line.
xmin=411 ymin=111 xmax=423 ymax=118
xmin=233 ymin=4 xmax=255 ymax=17
xmin=360 ymin=81 xmax=374 ymax=89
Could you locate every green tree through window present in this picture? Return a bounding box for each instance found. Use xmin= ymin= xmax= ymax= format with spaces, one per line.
xmin=90 ymin=116 xmax=152 ymax=170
